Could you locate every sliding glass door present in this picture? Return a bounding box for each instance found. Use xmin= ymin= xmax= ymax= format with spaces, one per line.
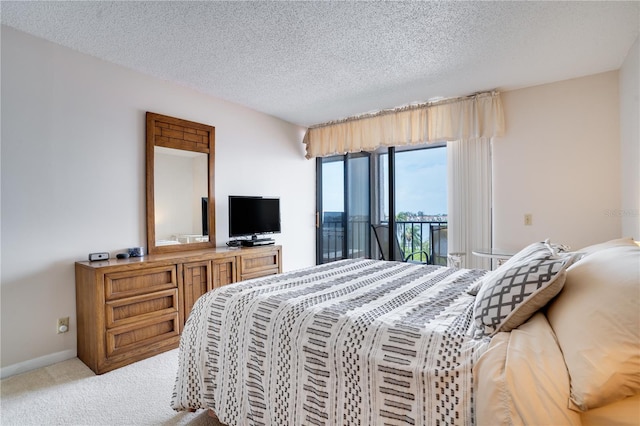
xmin=316 ymin=146 xmax=447 ymax=265
xmin=375 ymin=146 xmax=448 ymax=264
xmin=316 ymin=154 xmax=371 ymax=264
xmin=377 ymin=146 xmax=448 ymax=264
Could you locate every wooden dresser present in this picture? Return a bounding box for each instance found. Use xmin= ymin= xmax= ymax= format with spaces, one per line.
xmin=75 ymin=245 xmax=281 ymax=374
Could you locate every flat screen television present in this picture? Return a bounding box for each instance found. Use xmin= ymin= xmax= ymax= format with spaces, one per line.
xmin=229 ymin=196 xmax=281 ymax=239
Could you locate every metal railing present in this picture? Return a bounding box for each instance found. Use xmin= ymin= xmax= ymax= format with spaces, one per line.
xmin=322 ymin=217 xmax=448 ymax=266
xmin=321 ymin=217 xmax=369 ymax=262
xmin=395 ymin=220 xmax=448 ymax=266
xmin=322 ymin=220 xmax=344 ymax=262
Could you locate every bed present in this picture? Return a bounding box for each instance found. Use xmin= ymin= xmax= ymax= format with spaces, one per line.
xmin=171 ymin=238 xmax=640 ymax=425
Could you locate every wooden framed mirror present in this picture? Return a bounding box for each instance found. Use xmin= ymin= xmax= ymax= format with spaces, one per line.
xmin=146 ymin=112 xmax=215 ymax=254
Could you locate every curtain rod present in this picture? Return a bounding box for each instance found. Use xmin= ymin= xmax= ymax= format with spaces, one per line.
xmin=308 ymin=90 xmax=500 ymax=129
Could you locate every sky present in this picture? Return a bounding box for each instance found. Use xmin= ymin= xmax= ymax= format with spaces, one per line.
xmin=392 ymin=147 xmax=447 ymax=215
xmin=322 ymin=146 xmax=447 ymax=216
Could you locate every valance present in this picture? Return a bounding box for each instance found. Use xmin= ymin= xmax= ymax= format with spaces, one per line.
xmin=303 ymin=91 xmax=505 ymax=159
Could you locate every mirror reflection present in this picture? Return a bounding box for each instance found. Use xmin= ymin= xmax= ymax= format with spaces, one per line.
xmin=154 ymin=146 xmax=208 ymax=247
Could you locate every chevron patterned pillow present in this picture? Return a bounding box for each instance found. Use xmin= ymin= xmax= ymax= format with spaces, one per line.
xmin=473 ymin=240 xmax=578 ymax=337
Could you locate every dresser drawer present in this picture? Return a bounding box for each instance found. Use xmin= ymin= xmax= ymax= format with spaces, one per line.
xmin=239 ymin=249 xmax=280 ymax=281
xmin=105 ymin=289 xmax=178 ymax=328
xmin=105 ymin=312 xmax=179 ymax=358
xmin=105 ymin=265 xmax=177 ymax=300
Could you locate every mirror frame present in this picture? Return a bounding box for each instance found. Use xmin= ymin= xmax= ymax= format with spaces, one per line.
xmin=146 ymin=112 xmax=216 ymax=254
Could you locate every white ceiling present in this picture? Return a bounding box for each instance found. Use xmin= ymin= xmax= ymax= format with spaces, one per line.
xmin=1 ymin=1 xmax=638 ymax=127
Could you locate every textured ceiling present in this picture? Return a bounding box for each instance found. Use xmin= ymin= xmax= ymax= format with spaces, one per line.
xmin=1 ymin=1 xmax=638 ymax=126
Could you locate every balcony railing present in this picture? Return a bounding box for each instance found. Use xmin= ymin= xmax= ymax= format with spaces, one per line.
xmin=394 ymin=220 xmax=448 ymax=266
xmin=321 ymin=217 xmax=448 ymax=266
xmin=321 ymin=217 xmax=369 ymax=263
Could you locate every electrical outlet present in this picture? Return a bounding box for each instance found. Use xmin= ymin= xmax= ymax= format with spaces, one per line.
xmin=524 ymin=214 xmax=533 ymax=226
xmin=57 ymin=317 xmax=69 ymax=334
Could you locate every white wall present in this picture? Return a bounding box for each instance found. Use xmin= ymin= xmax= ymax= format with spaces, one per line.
xmin=493 ymin=71 xmax=623 ymax=251
xmin=620 ymin=36 xmax=640 ymax=239
xmin=0 ymin=26 xmax=316 ymax=375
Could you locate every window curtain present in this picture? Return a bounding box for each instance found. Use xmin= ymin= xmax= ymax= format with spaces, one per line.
xmin=304 ymin=91 xmax=503 ymax=270
xmin=303 ymin=91 xmax=504 ymax=159
xmin=447 ymin=137 xmax=492 ymax=270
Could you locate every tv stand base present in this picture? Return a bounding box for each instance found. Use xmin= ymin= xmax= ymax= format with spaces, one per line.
xmin=241 ymin=238 xmax=275 ymax=247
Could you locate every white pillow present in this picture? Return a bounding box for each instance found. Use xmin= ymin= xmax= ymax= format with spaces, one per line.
xmin=473 ymin=240 xmax=578 ymax=337
xmin=546 ymin=244 xmax=640 ymax=411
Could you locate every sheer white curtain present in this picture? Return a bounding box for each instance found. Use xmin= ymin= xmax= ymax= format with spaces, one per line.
xmin=447 ymin=137 xmax=492 ymax=269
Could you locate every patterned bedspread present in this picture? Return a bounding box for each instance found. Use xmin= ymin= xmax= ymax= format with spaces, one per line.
xmin=172 ymin=259 xmax=490 ymax=425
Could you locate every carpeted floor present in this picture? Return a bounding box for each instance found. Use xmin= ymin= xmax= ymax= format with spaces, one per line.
xmin=0 ymin=349 xmax=223 ymax=425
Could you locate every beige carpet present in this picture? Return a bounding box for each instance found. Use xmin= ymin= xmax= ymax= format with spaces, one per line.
xmin=0 ymin=349 xmax=223 ymax=425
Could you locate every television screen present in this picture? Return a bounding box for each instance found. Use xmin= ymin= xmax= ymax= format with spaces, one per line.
xmin=229 ymin=196 xmax=281 ymax=238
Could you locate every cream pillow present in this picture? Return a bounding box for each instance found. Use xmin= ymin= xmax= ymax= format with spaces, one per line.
xmin=577 ymin=237 xmax=637 ymax=257
xmin=580 ymin=393 xmax=640 ymax=426
xmin=475 ymin=313 xmax=582 ymax=426
xmin=546 ymin=244 xmax=640 ymax=411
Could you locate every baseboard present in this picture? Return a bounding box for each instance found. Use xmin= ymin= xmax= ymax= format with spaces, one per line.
xmin=0 ymin=349 xmax=77 ymax=379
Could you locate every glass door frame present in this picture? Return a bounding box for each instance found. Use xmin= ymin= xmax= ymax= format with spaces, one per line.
xmin=316 ymin=144 xmax=448 ymax=265
xmin=316 ymin=152 xmax=372 ymax=265
xmin=374 ymin=144 xmax=448 ymax=263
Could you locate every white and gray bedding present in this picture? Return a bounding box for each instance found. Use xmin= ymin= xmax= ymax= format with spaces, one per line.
xmin=171 ymin=259 xmax=490 ymax=425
